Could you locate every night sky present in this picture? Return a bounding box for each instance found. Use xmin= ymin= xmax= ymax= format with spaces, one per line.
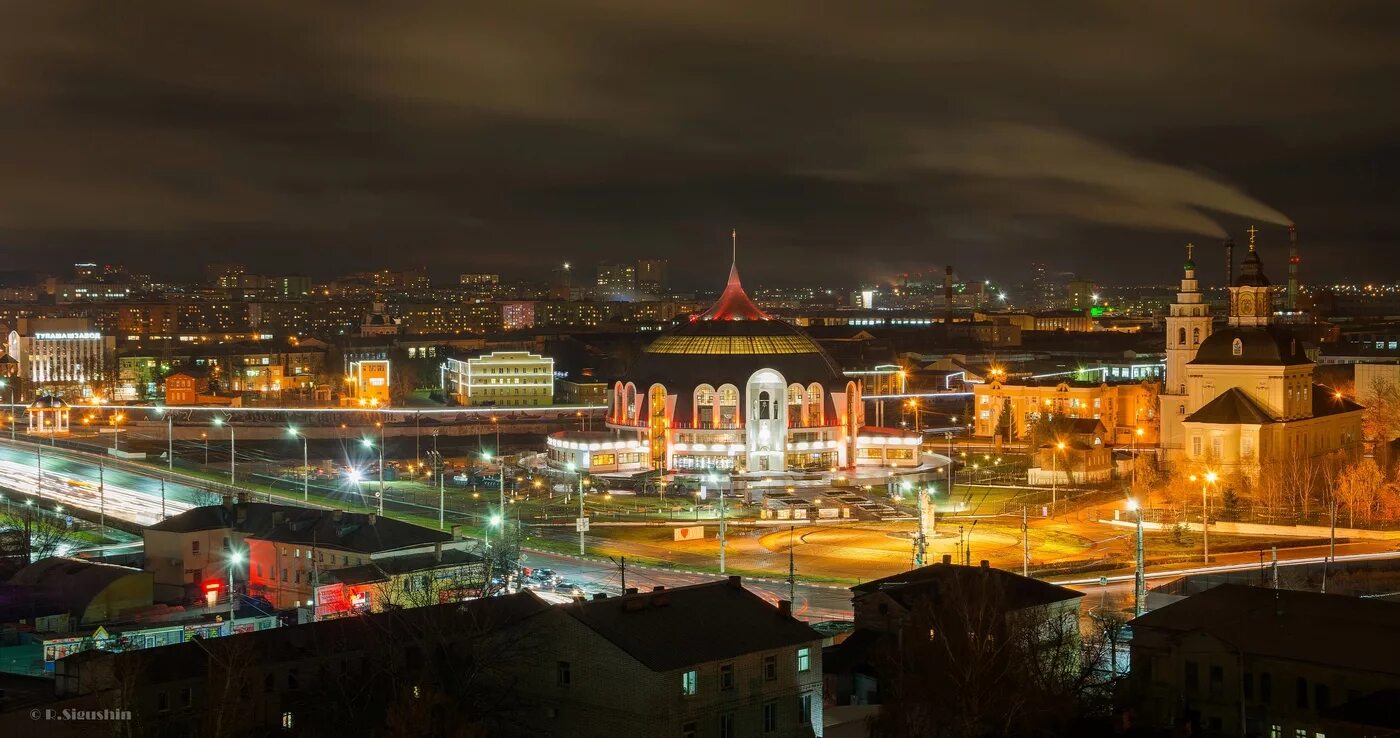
xmin=3 ymin=2 xmax=1399 ymax=288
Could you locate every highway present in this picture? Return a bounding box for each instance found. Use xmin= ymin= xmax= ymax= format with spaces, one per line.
xmin=4 ymin=439 xmax=1398 ymax=625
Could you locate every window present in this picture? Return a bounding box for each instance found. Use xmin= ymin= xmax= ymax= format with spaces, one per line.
xmin=157 ymin=691 xmax=169 ymax=712
xmin=797 ymin=647 xmax=811 ymax=672
xmin=763 ymin=654 xmax=777 ymax=681
xmin=1315 ymin=683 xmax=1330 ymax=710
xmin=1191 ymin=436 xmax=1202 ymax=457
xmin=179 ymin=687 xmax=191 ymax=707
xmin=1232 ymin=338 xmax=1243 ymax=356
xmin=1295 ymin=730 xmax=1307 ymax=738
xmin=681 ymin=669 xmax=698 ymax=696
xmin=1269 ymin=725 xmax=1281 ymax=738
xmin=719 ymin=713 xmax=736 ymax=738
xmin=1261 ymin=672 xmax=1273 ymax=703
xmin=557 ymin=661 xmax=570 ymax=687
xmin=222 ymin=537 xmax=230 ymax=551
xmin=682 ymin=722 xmax=697 ymax=738
xmin=1184 ymin=660 xmax=1199 ymax=692
xmin=798 ymin=692 xmax=813 ymax=725
xmin=763 ymin=702 xmax=778 ymax=733
xmin=281 ymin=568 xmax=288 ymax=582
xmin=192 ymin=540 xmax=201 ymax=556
xmin=1296 ymin=677 xmax=1308 ymax=708
xmin=720 ymin=663 xmax=734 ymax=691
xmin=1209 ymin=664 xmax=1223 ymax=697
xmin=281 ymin=712 xmax=294 ymax=730
xmin=1243 ymin=672 xmax=1254 ymax=699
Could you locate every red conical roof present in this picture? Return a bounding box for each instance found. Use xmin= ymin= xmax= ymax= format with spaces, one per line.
xmin=698 ymin=262 xmax=769 ymax=321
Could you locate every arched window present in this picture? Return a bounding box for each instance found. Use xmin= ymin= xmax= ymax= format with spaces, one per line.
xmin=718 ymin=384 xmax=739 ymax=426
xmin=788 ymin=383 xmax=806 ymax=427
xmin=1191 ymin=328 xmax=1200 ymax=346
xmin=624 ymin=384 xmax=637 ymax=423
xmin=807 ymin=384 xmax=824 ymax=425
xmin=758 ymin=390 xmax=771 ymax=420
xmin=1177 ymin=327 xmax=1186 ymax=345
xmin=1231 ymin=338 xmax=1243 ymax=357
xmin=694 ymin=384 xmax=716 ymax=427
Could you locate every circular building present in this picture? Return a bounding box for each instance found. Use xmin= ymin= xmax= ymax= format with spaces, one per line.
xmin=547 ymin=260 xmax=923 ymax=477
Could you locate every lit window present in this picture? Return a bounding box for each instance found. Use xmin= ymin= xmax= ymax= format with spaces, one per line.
xmin=797 ymin=647 xmax=811 ymax=672
xmin=281 ymin=712 xmax=294 ymax=730
xmin=681 ymin=669 xmax=698 ymax=695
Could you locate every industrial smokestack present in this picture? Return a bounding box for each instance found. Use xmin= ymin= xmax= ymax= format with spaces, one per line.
xmin=944 ymin=265 xmax=954 ymax=324
xmin=1287 ymin=224 xmax=1300 ymax=312
xmin=1224 ymin=239 xmax=1235 ymax=288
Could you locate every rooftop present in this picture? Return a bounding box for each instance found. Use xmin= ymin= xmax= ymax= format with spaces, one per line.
xmin=148 ymin=502 xmax=450 ymax=553
xmin=1130 ymin=584 xmax=1400 ymax=677
xmin=852 ymin=561 xmax=1083 ymax=612
xmin=559 ymin=577 xmax=821 ymax=672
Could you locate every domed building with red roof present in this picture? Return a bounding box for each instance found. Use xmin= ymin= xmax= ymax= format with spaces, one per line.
xmin=547 ymin=255 xmax=926 ymax=482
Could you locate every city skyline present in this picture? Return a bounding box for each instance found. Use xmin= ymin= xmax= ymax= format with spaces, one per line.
xmin=2 ymin=4 xmax=1399 ymax=285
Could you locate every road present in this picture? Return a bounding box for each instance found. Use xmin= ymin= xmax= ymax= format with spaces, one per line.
xmin=6 ymin=439 xmax=1398 ymax=625
xmin=0 ymin=442 xmax=219 ymax=526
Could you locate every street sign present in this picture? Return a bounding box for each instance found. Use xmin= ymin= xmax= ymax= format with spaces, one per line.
xmin=674 ymin=525 xmax=704 ymax=541
xmin=575 ymin=517 xmax=590 ymax=532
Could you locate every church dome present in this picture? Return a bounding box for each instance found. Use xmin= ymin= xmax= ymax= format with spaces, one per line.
xmin=1191 ymin=326 xmax=1309 ymax=366
xmin=1234 ymin=246 xmax=1270 ymax=287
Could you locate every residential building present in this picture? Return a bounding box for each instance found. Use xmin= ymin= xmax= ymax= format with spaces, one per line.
xmin=1129 ymin=584 xmax=1400 ymax=738
xmin=459 ymin=273 xmax=500 ymax=285
xmin=596 ymin=261 xmax=636 ymax=297
xmin=313 ymin=549 xmax=486 ymax=620
xmin=143 ymin=501 xmax=456 ymax=610
xmin=826 ymin=558 xmax=1082 ymax=710
xmin=636 ymin=258 xmax=668 ymax=294
xmin=973 ymin=377 xmax=1159 ymax=447
xmin=444 ymin=350 xmax=554 ymax=407
xmin=163 ymin=366 xmax=211 ymax=406
xmin=28 ymin=578 xmax=824 ymax=738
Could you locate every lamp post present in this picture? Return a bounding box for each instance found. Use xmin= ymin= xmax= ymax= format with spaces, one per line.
xmin=485 ymin=513 xmax=501 ymax=549
xmin=1128 ymin=497 xmax=1145 ymax=617
xmin=362 ymin=437 xmax=383 ymax=515
xmin=288 ymin=427 xmax=308 ymax=502
xmin=227 ymin=550 xmax=243 ymax=624
xmin=567 ymin=462 xmax=587 ymax=555
xmin=709 ymin=471 xmax=728 ymax=574
xmin=213 ymin=417 xmax=235 ymax=485
xmin=1189 ymin=471 xmax=1218 ymax=563
xmin=110 ymin=412 xmax=125 ymax=450
xmin=202 ymin=432 xmax=208 ymax=466
xmin=433 ymin=430 xmax=444 ymax=530
xmin=1051 ymin=441 xmax=1066 ymax=510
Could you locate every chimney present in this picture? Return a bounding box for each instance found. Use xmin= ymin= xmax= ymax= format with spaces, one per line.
xmin=450 ymin=524 xmax=462 ymax=539
xmin=941 ymin=554 xmax=952 ymax=565
xmin=592 ymin=593 xmax=607 ymax=600
xmin=1224 ymin=238 xmax=1235 ymax=288
xmin=625 ymin=587 xmax=638 ymax=595
xmin=1287 ymin=224 xmax=1300 ymax=312
xmin=652 ymin=586 xmax=665 ymax=592
xmin=980 ymin=559 xmax=989 ymax=569
xmin=727 ymin=575 xmax=741 ymax=589
xmin=778 ymin=599 xmax=792 ymax=618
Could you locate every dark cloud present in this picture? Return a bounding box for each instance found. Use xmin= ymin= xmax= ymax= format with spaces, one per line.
xmin=1 ymin=1 xmax=1398 ymax=287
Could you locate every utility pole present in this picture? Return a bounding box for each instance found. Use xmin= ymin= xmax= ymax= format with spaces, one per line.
xmin=610 ymin=556 xmax=627 ymax=593
xmin=98 ymin=459 xmax=105 ymax=532
xmin=1021 ymin=504 xmax=1029 ymax=577
xmin=787 ymin=525 xmax=796 ymax=605
xmin=160 ymin=478 xmax=166 ymax=520
xmin=578 ymin=470 xmax=586 ymax=556
xmin=1131 ymin=499 xmax=1145 ymax=617
xmin=1323 ymin=497 xmax=1337 ymax=593
xmin=1271 ymin=546 xmax=1279 ymax=589
xmin=913 ymin=487 xmax=927 ymax=568
xmin=167 ymin=414 xmax=173 ymax=471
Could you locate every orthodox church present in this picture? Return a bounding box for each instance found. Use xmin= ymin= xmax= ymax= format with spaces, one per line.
xmin=1159 ymin=228 xmax=1362 ymax=477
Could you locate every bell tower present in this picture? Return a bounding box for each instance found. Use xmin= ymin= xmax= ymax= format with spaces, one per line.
xmin=1165 ymin=243 xmax=1212 ymax=396
xmin=1228 ymin=225 xmax=1273 ymax=328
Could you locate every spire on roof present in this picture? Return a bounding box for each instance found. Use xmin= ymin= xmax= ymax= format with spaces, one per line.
xmin=698 ymin=230 xmax=769 ymax=321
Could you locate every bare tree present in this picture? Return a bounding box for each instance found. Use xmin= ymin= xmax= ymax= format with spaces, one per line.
xmin=1336 ymin=456 xmax=1385 ymax=527
xmin=870 ymin=574 xmax=1116 ymax=738
xmin=0 ymin=505 xmax=76 ymax=573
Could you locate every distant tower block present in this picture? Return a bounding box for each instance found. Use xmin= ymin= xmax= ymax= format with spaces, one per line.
xmin=1287 ymin=224 xmax=1300 ymax=312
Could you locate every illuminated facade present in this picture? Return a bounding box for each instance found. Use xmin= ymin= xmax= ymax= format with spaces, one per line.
xmin=445 ymin=350 xmax=554 ymax=407
xmin=7 ymin=317 xmax=116 ymax=397
xmin=555 ymin=259 xmax=922 ymax=477
xmin=347 ymin=359 xmax=391 ymax=407
xmin=1163 ymin=229 xmax=1363 ymax=476
xmin=974 ymin=379 xmax=1159 ymax=446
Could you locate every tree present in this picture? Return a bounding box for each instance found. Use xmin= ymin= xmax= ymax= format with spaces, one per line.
xmin=389 ymin=349 xmax=420 ymax=406
xmin=1363 ymin=376 xmax=1400 ymax=451
xmin=1335 ymin=457 xmax=1384 ymax=527
xmin=0 ymin=504 xmax=76 ymax=575
xmin=870 ymin=573 xmax=1116 ymax=738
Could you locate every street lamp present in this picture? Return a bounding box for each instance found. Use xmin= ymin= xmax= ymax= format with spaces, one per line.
xmin=1051 ymin=441 xmax=1067 ymax=510
xmin=1127 ymin=497 xmax=1145 ymax=617
xmin=227 ymin=550 xmax=243 ymax=623
xmin=110 ymin=412 xmax=125 ymax=450
xmin=362 ymin=437 xmax=383 ymax=515
xmin=485 ymin=513 xmax=502 ymax=549
xmin=708 ymin=471 xmax=728 ymax=574
xmin=1189 ymin=470 xmax=1218 ymax=563
xmin=288 ymin=427 xmax=308 ymax=502
xmin=212 ymin=417 xmax=235 ymax=485
xmin=566 ymin=461 xmax=588 ymax=555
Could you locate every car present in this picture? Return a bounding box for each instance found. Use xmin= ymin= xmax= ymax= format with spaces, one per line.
xmin=533 ymin=568 xmax=556 ymax=581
